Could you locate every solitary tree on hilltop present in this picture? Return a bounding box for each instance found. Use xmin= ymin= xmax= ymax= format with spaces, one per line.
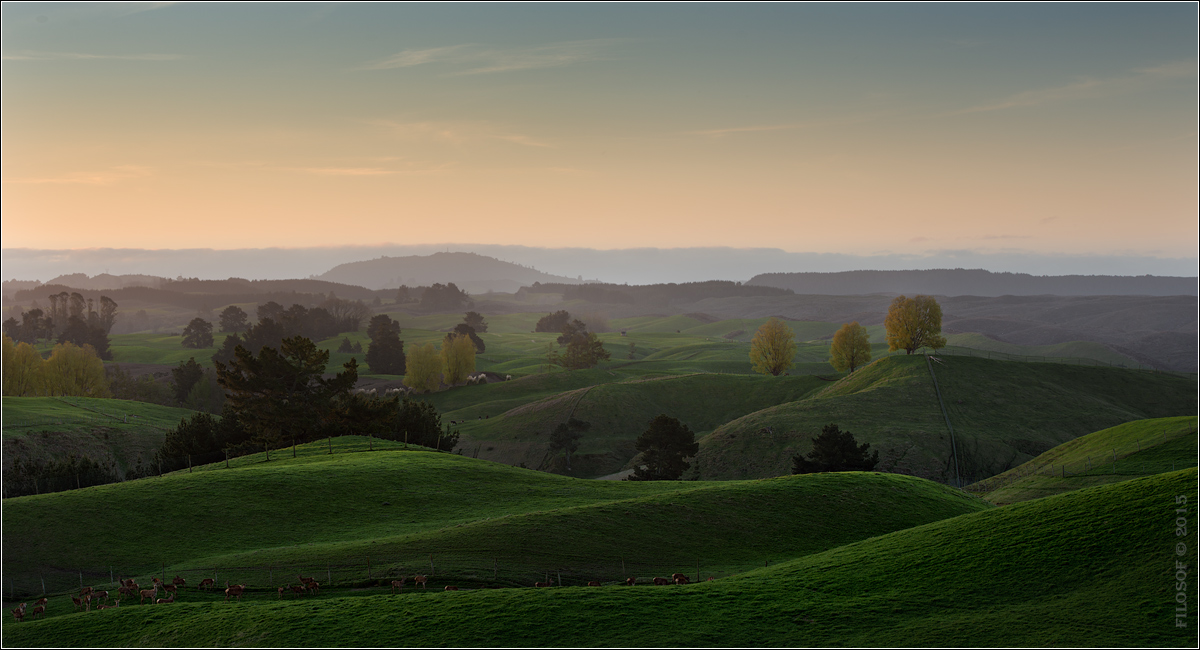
xmin=830 ymin=321 xmax=871 ymax=373
xmin=750 ymin=317 xmax=796 ymax=376
xmin=792 ymin=424 xmax=879 ymax=474
xmin=884 ymin=295 xmax=946 ymax=355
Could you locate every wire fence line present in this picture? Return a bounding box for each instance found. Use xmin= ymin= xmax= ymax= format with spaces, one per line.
xmin=963 ymin=428 xmax=1196 ymax=494
xmin=5 ymin=552 xmax=739 ymax=601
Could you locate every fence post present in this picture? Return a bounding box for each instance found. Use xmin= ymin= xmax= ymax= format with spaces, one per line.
xmin=367 ymin=557 xmax=371 ymax=580
xmin=328 ymin=564 xmax=332 ymax=586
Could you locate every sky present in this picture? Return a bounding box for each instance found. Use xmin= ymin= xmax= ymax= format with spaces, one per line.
xmin=2 ymin=3 xmax=1197 ymax=277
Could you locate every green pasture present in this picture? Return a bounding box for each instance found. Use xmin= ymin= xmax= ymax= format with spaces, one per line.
xmin=973 ymin=416 xmax=1198 ymax=504
xmin=3 ymin=467 xmax=1192 ymax=647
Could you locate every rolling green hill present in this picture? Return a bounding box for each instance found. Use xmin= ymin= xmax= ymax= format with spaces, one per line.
xmin=695 ymin=355 xmax=1197 ymax=482
xmin=972 ymin=416 xmax=1198 ymax=504
xmin=3 ymin=465 xmax=1191 ymax=647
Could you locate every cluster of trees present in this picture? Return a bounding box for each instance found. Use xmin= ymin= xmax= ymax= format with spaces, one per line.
xmin=3 ymin=453 xmax=122 ymax=499
xmin=537 ymin=311 xmax=610 ymax=370
xmin=210 ymin=299 xmax=367 ymax=365
xmin=420 ymin=283 xmax=471 ymax=312
xmin=2 ymin=293 xmax=117 ymax=359
xmin=792 ymin=424 xmax=879 ymax=474
xmin=2 ymin=335 xmax=110 ymax=397
xmin=159 ymin=335 xmax=457 ymax=465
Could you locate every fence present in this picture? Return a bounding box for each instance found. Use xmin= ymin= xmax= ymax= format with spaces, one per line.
xmin=4 ymin=551 xmax=745 ymax=601
xmin=963 ymin=428 xmax=1196 ymax=494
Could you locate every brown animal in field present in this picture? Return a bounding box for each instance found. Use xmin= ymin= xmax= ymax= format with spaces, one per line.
xmin=444 ymin=586 xmax=459 ymax=591
xmin=117 ymin=585 xmax=134 ymax=599
xmin=140 ymin=584 xmax=159 ymax=605
xmin=83 ymin=593 xmax=93 ymax=611
xmin=671 ymin=573 xmax=687 ymax=582
xmin=173 ymin=575 xmax=186 ymax=588
xmin=81 ymin=586 xmax=94 ymax=596
xmin=198 ymin=578 xmax=216 ymax=591
xmin=156 ymin=595 xmax=175 ymax=605
xmin=162 ymin=583 xmax=178 ymax=597
xmin=34 ymin=597 xmax=48 ymax=608
xmin=413 ymin=575 xmax=427 ymax=589
xmin=391 ymin=578 xmax=406 ymax=594
xmin=587 ymin=581 xmax=601 ymax=587
xmin=674 ymin=576 xmax=690 ymax=585
xmin=298 ymin=574 xmax=315 ymax=585
xmin=534 ymin=581 xmax=553 ymax=588
xmin=224 ymin=583 xmax=245 ymax=601
xmin=290 ymin=584 xmax=306 ymax=598
xmin=652 ymin=577 xmax=670 ymax=586
xmin=93 ymin=590 xmax=109 ymax=605
xmin=71 ymin=596 xmax=84 ymax=611
xmin=11 ymin=604 xmax=26 ymax=622
xmin=278 ymin=586 xmax=286 ymax=599
xmin=625 ymin=577 xmax=635 ymax=586
xmin=707 ymin=576 xmax=714 ymax=581
xmin=31 ymin=605 xmax=45 ymax=620
xmin=306 ymin=580 xmax=320 ymax=595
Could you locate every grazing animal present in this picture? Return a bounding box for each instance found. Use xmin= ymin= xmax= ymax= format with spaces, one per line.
xmin=413 ymin=575 xmax=427 ymax=589
xmin=224 ymin=583 xmax=246 ymax=601
xmin=162 ymin=583 xmax=178 ymax=597
xmin=83 ymin=593 xmax=93 ymax=611
xmin=674 ymin=576 xmax=690 ymax=585
xmin=156 ymin=595 xmax=175 ymax=605
xmin=34 ymin=597 xmax=48 ymax=608
xmin=444 ymin=586 xmax=459 ymax=591
xmin=93 ymin=590 xmax=109 ymax=605
xmin=534 ymin=581 xmax=553 ymax=588
xmin=31 ymin=605 xmax=45 ymax=620
xmin=173 ymin=575 xmax=187 ymax=588
xmin=391 ymin=578 xmax=406 ymax=594
xmin=306 ymin=580 xmax=320 ymax=595
xmin=117 ymin=585 xmax=134 ymax=599
xmin=625 ymin=577 xmax=636 ymax=586
xmin=671 ymin=573 xmax=687 ymax=582
xmin=652 ymin=577 xmax=670 ymax=586
xmin=587 ymin=581 xmax=601 ymax=587
xmin=278 ymin=586 xmax=286 ymax=599
xmin=707 ymin=576 xmax=715 ymax=581
xmin=139 ymin=585 xmax=159 ymax=605
xmin=81 ymin=586 xmax=94 ymax=597
xmin=298 ymin=574 xmax=315 ymax=585
xmin=198 ymin=578 xmax=216 ymax=591
xmin=291 ymin=584 xmax=306 ymax=598
xmin=11 ymin=604 xmax=26 ymax=622
xmin=71 ymin=597 xmax=84 ymax=611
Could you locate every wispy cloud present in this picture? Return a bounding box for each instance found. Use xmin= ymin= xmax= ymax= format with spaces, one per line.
xmin=944 ymin=60 xmax=1196 ymax=116
xmin=2 ymin=50 xmax=184 ymax=61
xmin=3 ymin=165 xmax=152 ymax=185
xmin=358 ymin=39 xmax=620 ymax=75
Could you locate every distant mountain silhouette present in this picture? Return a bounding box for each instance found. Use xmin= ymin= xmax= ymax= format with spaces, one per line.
xmin=748 ymin=269 xmax=1197 ymax=297
xmin=317 ymin=252 xmax=581 ymax=293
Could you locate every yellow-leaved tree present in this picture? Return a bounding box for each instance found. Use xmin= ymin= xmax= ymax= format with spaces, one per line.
xmin=749 ymin=316 xmax=797 ymax=376
xmin=42 ymin=341 xmax=110 ymax=397
xmin=403 ymin=342 xmax=443 ymax=393
xmin=884 ymin=295 xmax=947 ymax=355
xmin=441 ymin=332 xmax=476 ymax=385
xmin=830 ymin=321 xmax=871 ymax=373
xmin=3 ymin=334 xmax=46 ymax=396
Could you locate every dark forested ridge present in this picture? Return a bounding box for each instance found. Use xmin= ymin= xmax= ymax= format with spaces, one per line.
xmin=748 ymin=269 xmax=1198 ymax=297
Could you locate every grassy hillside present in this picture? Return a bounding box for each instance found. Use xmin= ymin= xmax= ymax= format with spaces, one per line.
xmin=696 ymin=354 xmax=1198 ymax=482
xmin=1 ymin=397 xmax=199 ymax=476
xmin=4 ymin=468 xmax=1191 ymax=647
xmin=972 ymin=416 xmax=1198 ymax=504
xmin=1 ymin=443 xmax=988 ymax=599
xmin=443 ymin=373 xmax=827 ymax=476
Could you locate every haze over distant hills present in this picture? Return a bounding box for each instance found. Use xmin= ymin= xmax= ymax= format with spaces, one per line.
xmin=3 ymin=245 xmax=1196 ymax=285
xmin=750 ymin=269 xmax=1198 ymax=297
xmin=317 ymin=252 xmax=582 ymax=293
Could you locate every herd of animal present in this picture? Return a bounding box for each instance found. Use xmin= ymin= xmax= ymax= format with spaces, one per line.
xmin=10 ymin=571 xmax=711 ymax=621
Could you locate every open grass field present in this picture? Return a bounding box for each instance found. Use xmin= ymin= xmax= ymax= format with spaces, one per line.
xmin=972 ymin=416 xmax=1198 ymax=504
xmin=3 ymin=463 xmax=1192 ymax=647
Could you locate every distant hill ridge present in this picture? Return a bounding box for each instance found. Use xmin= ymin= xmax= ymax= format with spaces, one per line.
xmin=749 ymin=269 xmax=1198 ymax=297
xmin=318 ymin=251 xmax=582 ymax=293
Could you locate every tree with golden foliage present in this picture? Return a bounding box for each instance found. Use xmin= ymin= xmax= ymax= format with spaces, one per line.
xmin=749 ymin=317 xmax=797 ymax=376
xmin=884 ymin=295 xmax=947 ymax=355
xmin=830 ymin=321 xmax=871 ymax=373
xmin=403 ymin=342 xmax=443 ymax=393
xmin=3 ymin=334 xmax=45 ymax=396
xmin=42 ymin=341 xmax=110 ymax=397
xmin=441 ymin=332 xmax=477 ymax=385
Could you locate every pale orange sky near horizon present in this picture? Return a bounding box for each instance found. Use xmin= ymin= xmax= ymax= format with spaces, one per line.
xmin=2 ymin=4 xmax=1197 ymax=259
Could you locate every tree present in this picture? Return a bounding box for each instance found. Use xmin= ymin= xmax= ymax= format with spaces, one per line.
xmin=556 ymin=319 xmax=588 ymax=346
xmin=830 ymin=321 xmax=871 ymax=373
xmin=215 ymin=336 xmax=358 ymax=459
xmin=172 ymin=357 xmax=206 ymax=403
xmin=554 ymin=330 xmax=611 ymax=370
xmin=182 ymin=317 xmax=214 ymax=349
xmin=453 ymin=323 xmax=485 ymax=353
xmin=219 ymin=305 xmax=249 ymax=333
xmin=548 ymin=418 xmax=590 ymax=471
xmin=792 ymin=424 xmax=879 ymax=474
xmin=403 ymin=342 xmax=442 ymax=392
xmin=365 ymin=314 xmax=406 ymax=375
xmin=627 ymin=415 xmax=699 ymax=481
xmin=3 ymin=334 xmax=45 ymax=396
xmin=337 ymin=337 xmax=355 ymax=353
xmin=535 ymin=310 xmax=571 ymax=333
xmin=463 ymin=311 xmax=488 ymax=333
xmin=43 ymin=342 xmax=110 ymax=398
xmin=440 ymin=332 xmax=476 ymax=385
xmin=749 ymin=317 xmax=796 ymax=376
xmin=884 ymin=295 xmax=947 ymax=355
xmin=98 ymin=296 xmax=118 ymax=334
xmin=57 ymin=315 xmax=111 ymax=360
xmin=420 ymin=282 xmax=470 ymax=312
xmin=393 ymin=396 xmax=455 ymax=450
